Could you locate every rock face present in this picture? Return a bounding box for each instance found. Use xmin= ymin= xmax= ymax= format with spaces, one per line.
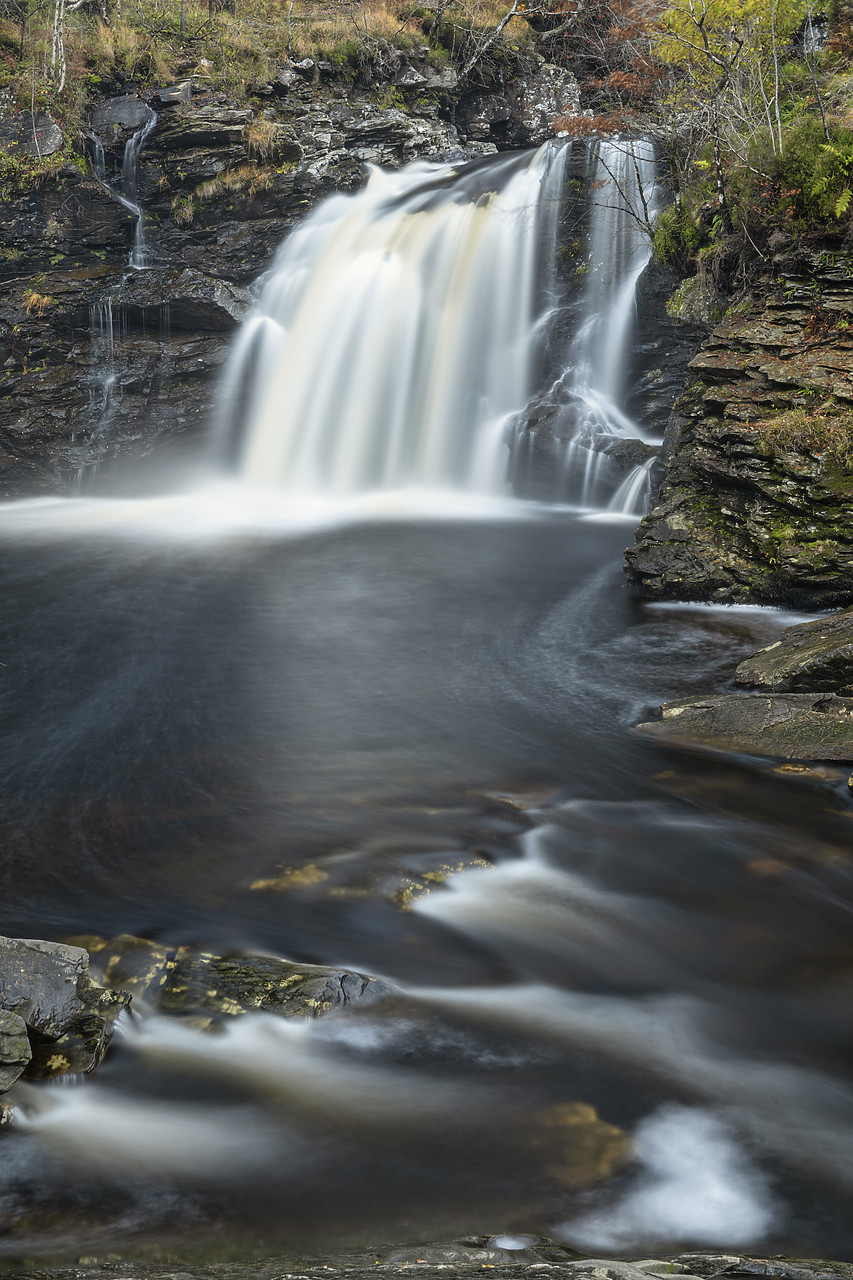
xmin=457 ymin=57 xmax=579 ymax=146
xmin=635 ymin=691 xmax=853 ymax=760
xmin=736 ymin=607 xmax=853 ymax=692
xmin=0 ymin=110 xmax=63 ymax=157
xmin=0 ymin=937 xmax=128 ymax=1085
xmin=0 ymin=59 xmax=575 ymax=498
xmin=80 ymin=934 xmax=395 ymax=1028
xmin=626 ymin=244 xmax=853 ymax=607
xmin=512 ymin=256 xmax=703 ymax=501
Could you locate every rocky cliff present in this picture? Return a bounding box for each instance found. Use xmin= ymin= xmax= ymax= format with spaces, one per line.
xmin=0 ymin=54 xmax=578 ymax=497
xmin=626 ymin=241 xmax=853 ymax=608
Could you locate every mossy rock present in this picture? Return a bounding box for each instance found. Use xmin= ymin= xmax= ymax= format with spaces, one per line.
xmin=80 ymin=934 xmax=396 ymax=1025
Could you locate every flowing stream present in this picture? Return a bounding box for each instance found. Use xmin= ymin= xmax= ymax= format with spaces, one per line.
xmin=1 ymin=139 xmax=853 ymax=1264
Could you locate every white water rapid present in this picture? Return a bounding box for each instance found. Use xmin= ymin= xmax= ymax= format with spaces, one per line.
xmin=220 ymin=144 xmax=568 ymax=496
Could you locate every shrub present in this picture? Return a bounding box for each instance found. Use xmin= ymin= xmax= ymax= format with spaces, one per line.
xmin=778 ymin=119 xmax=853 ymax=223
xmin=652 ymin=201 xmax=701 ymax=270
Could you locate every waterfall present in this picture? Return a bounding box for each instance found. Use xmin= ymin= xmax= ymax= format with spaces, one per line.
xmin=219 ymin=144 xmax=569 ymax=495
xmin=514 ymin=137 xmax=662 ymax=513
xmin=92 ymin=105 xmax=157 ymax=270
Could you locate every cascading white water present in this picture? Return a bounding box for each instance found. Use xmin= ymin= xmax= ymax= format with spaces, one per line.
xmin=220 ymin=144 xmax=568 ymax=496
xmin=93 ymin=106 xmax=157 ymax=270
xmin=527 ymin=137 xmax=662 ymax=514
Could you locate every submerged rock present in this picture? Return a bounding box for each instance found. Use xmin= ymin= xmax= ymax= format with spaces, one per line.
xmin=79 ymin=934 xmax=395 ymax=1026
xmin=635 ymin=692 xmax=853 ymax=760
xmin=0 ymin=937 xmax=129 ymax=1082
xmin=736 ymin=607 xmax=853 ymax=692
xmin=525 ymin=1101 xmax=633 ymax=1188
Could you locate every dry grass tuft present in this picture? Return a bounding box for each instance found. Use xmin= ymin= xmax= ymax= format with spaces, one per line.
xmin=754 ymin=400 xmax=853 ymax=472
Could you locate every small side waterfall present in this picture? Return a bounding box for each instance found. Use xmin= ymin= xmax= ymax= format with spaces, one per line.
xmin=220 ymin=145 xmax=569 ymax=495
xmin=93 ymin=105 xmax=157 ymax=269
xmin=512 ymin=138 xmax=662 ymax=514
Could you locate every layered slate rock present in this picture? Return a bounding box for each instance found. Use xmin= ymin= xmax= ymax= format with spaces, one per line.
xmin=635 ymin=692 xmax=853 ymax=760
xmin=0 ymin=937 xmax=128 ymax=1082
xmin=736 ymin=606 xmax=853 ymax=692
xmin=78 ymin=934 xmax=395 ymax=1028
xmin=626 ymin=244 xmax=853 ymax=608
xmin=0 ymin=264 xmax=245 ymax=496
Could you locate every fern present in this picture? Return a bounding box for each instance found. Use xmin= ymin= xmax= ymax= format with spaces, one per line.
xmin=836 ymin=188 xmax=852 ymax=218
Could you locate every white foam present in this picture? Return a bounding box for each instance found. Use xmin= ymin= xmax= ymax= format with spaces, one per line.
xmin=559 ymin=1105 xmax=775 ymax=1249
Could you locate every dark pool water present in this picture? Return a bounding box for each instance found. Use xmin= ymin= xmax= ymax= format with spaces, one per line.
xmin=1 ymin=500 xmax=852 ymax=1263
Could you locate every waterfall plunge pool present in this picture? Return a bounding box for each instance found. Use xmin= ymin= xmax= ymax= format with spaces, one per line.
xmin=2 ymin=505 xmax=853 ymax=1262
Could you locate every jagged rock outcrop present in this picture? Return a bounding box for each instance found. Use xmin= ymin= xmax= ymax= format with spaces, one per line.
xmin=0 ymin=936 xmax=128 ymax=1085
xmin=512 ymin=258 xmax=704 ymax=501
xmin=456 ymin=57 xmax=579 ymax=146
xmin=626 ymin=244 xmax=853 ymax=607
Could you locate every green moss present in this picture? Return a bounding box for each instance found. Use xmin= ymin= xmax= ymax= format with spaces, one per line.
xmin=652 ymin=201 xmax=701 ymax=269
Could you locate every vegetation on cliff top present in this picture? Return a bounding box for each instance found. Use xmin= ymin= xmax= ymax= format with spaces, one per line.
xmin=0 ymin=0 xmax=847 ymax=298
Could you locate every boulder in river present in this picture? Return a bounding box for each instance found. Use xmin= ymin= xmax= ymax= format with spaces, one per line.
xmin=635 ymin=692 xmax=853 ymax=760
xmin=736 ymin=607 xmax=853 ymax=692
xmin=0 ymin=1008 xmax=31 ymax=1092
xmin=77 ymin=934 xmax=396 ymax=1027
xmin=0 ymin=936 xmax=129 ymax=1082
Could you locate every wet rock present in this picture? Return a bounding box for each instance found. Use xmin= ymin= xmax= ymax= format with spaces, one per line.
xmin=736 ymin=607 xmax=853 ymax=692
xmin=113 ymin=266 xmax=252 ymax=329
xmin=80 ymin=934 xmax=396 ymax=1026
xmin=0 ymin=937 xmax=92 ymax=1036
xmin=89 ymin=95 xmax=152 ymax=144
xmin=0 ymin=110 xmax=63 ymax=157
xmin=635 ymin=692 xmax=853 ymax=760
xmin=0 ymin=1009 xmax=31 ymax=1092
xmin=0 ymin=936 xmax=129 ymax=1082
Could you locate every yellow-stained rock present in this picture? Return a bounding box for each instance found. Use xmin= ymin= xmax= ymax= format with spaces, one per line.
xmin=525 ymin=1101 xmax=634 ymax=1189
